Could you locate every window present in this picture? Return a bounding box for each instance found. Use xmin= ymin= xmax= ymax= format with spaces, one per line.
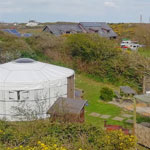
xmin=20 ymin=91 xmax=29 ymax=100
xmin=9 ymin=90 xmax=29 ymax=101
xmin=66 ymin=31 xmax=71 ymax=34
xmin=9 ymin=91 xmax=17 ymax=100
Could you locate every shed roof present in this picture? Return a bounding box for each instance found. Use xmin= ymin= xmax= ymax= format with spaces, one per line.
xmin=43 ymin=24 xmax=82 ymax=36
xmin=120 ymin=86 xmax=136 ymax=95
xmin=79 ymin=22 xmax=117 ymax=38
xmin=47 ymin=97 xmax=87 ymax=115
xmin=134 ymin=94 xmax=150 ymax=104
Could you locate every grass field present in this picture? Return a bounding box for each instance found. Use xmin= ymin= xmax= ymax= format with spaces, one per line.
xmin=75 ymin=73 xmax=134 ymax=129
xmin=138 ymin=48 xmax=150 ymax=58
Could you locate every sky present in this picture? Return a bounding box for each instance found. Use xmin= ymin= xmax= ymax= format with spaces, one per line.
xmin=0 ymin=0 xmax=150 ymax=23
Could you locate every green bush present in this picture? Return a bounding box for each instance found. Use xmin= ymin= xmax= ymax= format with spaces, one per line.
xmin=66 ymin=33 xmax=119 ymax=63
xmin=65 ymin=33 xmax=150 ymax=90
xmin=100 ymin=87 xmax=114 ymax=101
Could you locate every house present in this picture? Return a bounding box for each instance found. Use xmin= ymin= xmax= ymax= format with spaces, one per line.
xmin=79 ymin=22 xmax=117 ymax=39
xmin=26 ymin=20 xmax=39 ymax=27
xmin=43 ymin=24 xmax=82 ymax=36
xmin=43 ymin=22 xmax=117 ymax=38
xmin=47 ymin=97 xmax=87 ymax=123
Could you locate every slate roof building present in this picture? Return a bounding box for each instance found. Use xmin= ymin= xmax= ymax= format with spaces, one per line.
xmin=47 ymin=97 xmax=87 ymax=123
xmin=43 ymin=24 xmax=82 ymax=36
xmin=43 ymin=22 xmax=117 ymax=39
xmin=79 ymin=22 xmax=117 ymax=39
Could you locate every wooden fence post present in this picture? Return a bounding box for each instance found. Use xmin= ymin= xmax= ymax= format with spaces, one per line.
xmin=133 ymin=98 xmax=136 ymax=136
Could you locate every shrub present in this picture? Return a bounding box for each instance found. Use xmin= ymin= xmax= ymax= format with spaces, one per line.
xmin=65 ymin=33 xmax=150 ymax=90
xmin=100 ymin=87 xmax=114 ymax=101
xmin=66 ymin=33 xmax=119 ymax=63
xmin=97 ymin=130 xmax=136 ymax=150
xmin=0 ymin=121 xmax=136 ymax=150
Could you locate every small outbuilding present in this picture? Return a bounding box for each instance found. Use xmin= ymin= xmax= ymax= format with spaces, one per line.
xmin=120 ymin=86 xmax=136 ymax=96
xmin=47 ymin=97 xmax=87 ymax=123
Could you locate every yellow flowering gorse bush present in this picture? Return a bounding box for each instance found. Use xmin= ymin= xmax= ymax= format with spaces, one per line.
xmin=7 ymin=141 xmax=67 ymax=150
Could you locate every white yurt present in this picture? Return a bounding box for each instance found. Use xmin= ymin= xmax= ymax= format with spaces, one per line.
xmin=0 ymin=58 xmax=75 ymax=121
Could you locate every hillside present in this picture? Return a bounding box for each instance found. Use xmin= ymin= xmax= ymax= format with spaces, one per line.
xmin=1 ymin=25 xmax=150 ymax=91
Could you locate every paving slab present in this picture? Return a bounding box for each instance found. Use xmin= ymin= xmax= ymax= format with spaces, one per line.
xmin=112 ymin=117 xmax=124 ymax=121
xmin=122 ymin=114 xmax=133 ymax=118
xmin=89 ymin=112 xmax=101 ymax=117
xmin=126 ymin=119 xmax=133 ymax=124
xmin=100 ymin=115 xmax=111 ymax=119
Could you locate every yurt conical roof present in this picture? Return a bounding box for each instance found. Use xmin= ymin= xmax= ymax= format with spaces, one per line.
xmin=0 ymin=58 xmax=74 ymax=91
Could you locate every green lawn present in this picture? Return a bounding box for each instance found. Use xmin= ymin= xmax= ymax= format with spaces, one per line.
xmin=138 ymin=48 xmax=150 ymax=58
xmin=75 ymin=73 xmax=133 ymax=128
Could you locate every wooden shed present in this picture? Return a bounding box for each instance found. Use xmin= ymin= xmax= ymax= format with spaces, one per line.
xmin=47 ymin=97 xmax=87 ymax=123
xmin=120 ymin=86 xmax=136 ymax=97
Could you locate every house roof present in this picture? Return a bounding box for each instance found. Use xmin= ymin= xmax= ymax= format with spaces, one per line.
xmin=79 ymin=22 xmax=117 ymax=38
xmin=43 ymin=24 xmax=82 ymax=36
xmin=120 ymin=86 xmax=137 ymax=95
xmin=47 ymin=97 xmax=87 ymax=115
xmin=80 ymin=22 xmax=109 ymax=28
